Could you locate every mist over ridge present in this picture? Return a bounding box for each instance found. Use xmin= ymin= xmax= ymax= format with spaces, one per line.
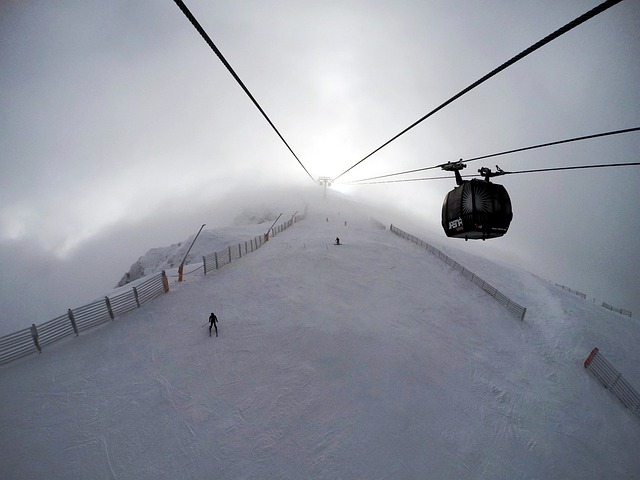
xmin=2 ymin=182 xmax=636 ymax=336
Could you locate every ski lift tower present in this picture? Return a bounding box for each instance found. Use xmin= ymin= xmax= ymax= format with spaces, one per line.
xmin=318 ymin=177 xmax=332 ymax=199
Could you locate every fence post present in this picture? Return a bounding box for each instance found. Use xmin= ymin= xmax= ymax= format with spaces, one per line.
xmin=584 ymin=347 xmax=598 ymax=368
xmin=105 ymin=296 xmax=115 ymax=320
xmin=584 ymin=347 xmax=640 ymax=416
xmin=584 ymin=347 xmax=599 ymax=367
xmin=238 ymin=244 xmax=242 ymax=258
xmin=133 ymin=287 xmax=141 ymax=307
xmin=162 ymin=270 xmax=170 ymax=292
xmin=30 ymin=324 xmax=42 ymax=353
xmin=215 ymin=252 xmax=219 ymax=269
xmin=202 ymin=256 xmax=207 ymax=276
xmin=228 ymin=246 xmax=232 ymax=262
xmin=67 ymin=308 xmax=78 ymax=335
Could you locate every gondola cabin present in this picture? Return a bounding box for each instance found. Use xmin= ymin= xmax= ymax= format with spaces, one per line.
xmin=440 ymin=163 xmax=513 ymax=240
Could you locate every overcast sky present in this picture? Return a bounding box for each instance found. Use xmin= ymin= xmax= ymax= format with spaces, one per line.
xmin=1 ymin=0 xmax=639 ymax=332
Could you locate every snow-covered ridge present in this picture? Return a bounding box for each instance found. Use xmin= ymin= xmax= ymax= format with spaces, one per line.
xmin=116 ymin=223 xmax=269 ymax=286
xmin=116 ymin=206 xmax=305 ymax=287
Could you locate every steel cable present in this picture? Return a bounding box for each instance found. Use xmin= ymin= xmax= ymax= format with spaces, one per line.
xmin=332 ymin=0 xmax=624 ymax=182
xmin=351 ymin=161 xmax=640 ymax=184
xmin=347 ymin=127 xmax=640 ymax=183
xmin=172 ymin=0 xmax=316 ymax=182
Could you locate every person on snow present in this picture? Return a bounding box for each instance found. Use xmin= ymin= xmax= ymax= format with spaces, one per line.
xmin=30 ymin=323 xmax=41 ymax=353
xmin=335 ymin=237 xmax=340 ymax=245
xmin=209 ymin=312 xmax=218 ymax=337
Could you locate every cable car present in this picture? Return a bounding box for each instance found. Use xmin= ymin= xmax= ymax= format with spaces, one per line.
xmin=441 ymin=162 xmax=512 ymax=240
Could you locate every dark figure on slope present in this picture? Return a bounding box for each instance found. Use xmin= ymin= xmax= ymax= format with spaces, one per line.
xmin=335 ymin=237 xmax=340 ymax=245
xmin=209 ymin=312 xmax=218 ymax=337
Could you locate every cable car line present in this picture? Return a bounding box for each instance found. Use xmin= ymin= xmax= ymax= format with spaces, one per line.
xmin=458 ymin=127 xmax=640 ymax=166
xmin=349 ymin=175 xmax=454 ymax=185
xmin=346 ymin=126 xmax=640 ymax=184
xmin=332 ymin=0 xmax=624 ymax=183
xmin=172 ymin=0 xmax=316 ymax=183
xmin=352 ymin=162 xmax=640 ymax=185
xmin=496 ymin=161 xmax=640 ymax=176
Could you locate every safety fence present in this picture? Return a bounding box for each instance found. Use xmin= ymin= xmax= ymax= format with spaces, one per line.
xmin=584 ymin=347 xmax=640 ymax=417
xmin=202 ymin=236 xmax=260 ymax=274
xmin=555 ymin=284 xmax=632 ymax=318
xmin=0 ymin=272 xmax=169 ymax=366
xmin=390 ymin=225 xmax=527 ymax=320
xmin=555 ymin=284 xmax=587 ymax=299
xmin=0 ymin=215 xmax=303 ymax=367
xmin=200 ymin=216 xmax=300 ymax=275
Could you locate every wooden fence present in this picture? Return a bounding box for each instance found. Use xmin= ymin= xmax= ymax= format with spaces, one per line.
xmin=0 ymin=272 xmax=169 ymax=366
xmin=201 ymin=217 xmax=298 ymax=274
xmin=0 ymin=215 xmax=303 ymax=367
xmin=584 ymin=347 xmax=640 ymax=417
xmin=390 ymin=225 xmax=527 ymax=320
xmin=556 ymin=284 xmax=632 ymax=318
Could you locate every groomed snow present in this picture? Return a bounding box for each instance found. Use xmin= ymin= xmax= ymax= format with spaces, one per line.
xmin=1 ymin=197 xmax=639 ymax=479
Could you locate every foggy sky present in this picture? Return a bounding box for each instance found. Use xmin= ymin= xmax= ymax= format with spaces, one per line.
xmin=1 ymin=0 xmax=639 ymax=333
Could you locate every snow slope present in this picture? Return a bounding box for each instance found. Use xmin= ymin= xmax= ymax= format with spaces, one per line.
xmin=1 ymin=197 xmax=639 ymax=479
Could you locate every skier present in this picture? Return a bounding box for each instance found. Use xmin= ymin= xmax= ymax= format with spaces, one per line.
xmin=209 ymin=312 xmax=218 ymax=337
xmin=335 ymin=237 xmax=340 ymax=245
xmin=30 ymin=323 xmax=41 ymax=353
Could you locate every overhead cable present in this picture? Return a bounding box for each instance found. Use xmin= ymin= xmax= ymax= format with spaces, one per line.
xmin=352 ymin=162 xmax=640 ymax=185
xmin=332 ymin=0 xmax=624 ymax=182
xmin=172 ymin=0 xmax=316 ymax=182
xmin=500 ymin=162 xmax=640 ymax=176
xmin=459 ymin=127 xmax=640 ymax=165
xmin=347 ymin=126 xmax=640 ymax=183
